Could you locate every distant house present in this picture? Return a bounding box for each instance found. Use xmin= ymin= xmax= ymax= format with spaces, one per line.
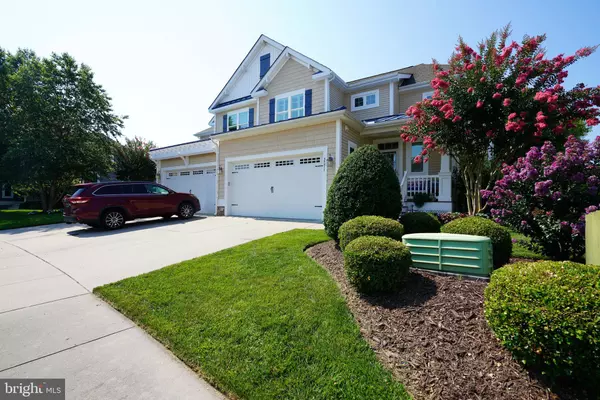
xmin=0 ymin=183 xmax=23 ymax=209
xmin=150 ymin=35 xmax=454 ymax=220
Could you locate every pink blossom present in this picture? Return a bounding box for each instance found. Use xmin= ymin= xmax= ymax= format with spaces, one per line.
xmin=520 ymin=111 xmax=528 ymax=118
xmin=515 ymin=74 xmax=527 ymax=86
xmin=496 ymin=83 xmax=504 ymax=90
xmin=480 ymin=77 xmax=486 ymax=83
xmin=466 ymin=63 xmax=475 ymax=70
xmin=486 ymin=130 xmax=494 ymax=138
xmin=587 ymin=118 xmax=600 ymax=126
xmin=430 ymin=115 xmax=441 ymax=124
xmin=452 ymin=115 xmax=462 ymax=123
xmin=535 ymin=52 xmax=544 ymax=61
xmin=576 ymin=47 xmax=594 ymax=57
xmin=482 ymin=65 xmax=487 ymax=72
xmin=476 ymin=100 xmax=484 ymax=108
xmin=414 ymin=155 xmax=422 ymax=164
xmin=503 ymin=98 xmax=512 ymax=107
xmin=467 ymin=87 xmax=474 ymax=94
xmin=492 ymin=92 xmax=502 ymax=99
xmin=536 ymin=111 xmax=547 ymax=122
xmin=508 ymin=112 xmax=517 ymax=120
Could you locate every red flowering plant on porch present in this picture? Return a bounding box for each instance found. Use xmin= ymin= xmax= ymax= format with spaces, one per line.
xmin=482 ymin=136 xmax=600 ymax=260
xmin=400 ymin=25 xmax=600 ymax=214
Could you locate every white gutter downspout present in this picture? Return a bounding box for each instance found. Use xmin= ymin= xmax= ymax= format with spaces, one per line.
xmin=389 ymin=81 xmax=395 ymax=115
xmin=324 ymin=78 xmax=330 ymax=112
xmin=335 ymin=119 xmax=342 ymax=171
xmin=211 ymin=137 xmax=220 ymax=216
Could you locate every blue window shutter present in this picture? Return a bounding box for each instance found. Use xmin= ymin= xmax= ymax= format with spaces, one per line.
xmin=269 ymin=99 xmax=275 ymax=123
xmin=249 ymin=108 xmax=254 ymax=127
xmin=222 ymin=114 xmax=227 ymax=132
xmin=305 ymin=89 xmax=312 ymax=116
xmin=260 ymin=54 xmax=270 ymax=79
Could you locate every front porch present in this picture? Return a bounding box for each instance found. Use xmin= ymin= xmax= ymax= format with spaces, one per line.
xmin=361 ymin=124 xmax=453 ymax=213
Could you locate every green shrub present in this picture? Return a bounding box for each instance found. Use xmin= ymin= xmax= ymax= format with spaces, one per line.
xmin=485 ymin=261 xmax=600 ymax=391
xmin=441 ymin=216 xmax=512 ymax=268
xmin=344 ymin=236 xmax=412 ymax=294
xmin=338 ymin=216 xmax=404 ymax=251
xmin=400 ymin=212 xmax=441 ymax=234
xmin=412 ymin=192 xmax=432 ymax=208
xmin=324 ymin=145 xmax=401 ymax=241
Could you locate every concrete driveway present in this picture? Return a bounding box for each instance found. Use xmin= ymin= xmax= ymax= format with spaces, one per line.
xmin=0 ymin=216 xmax=323 ymax=399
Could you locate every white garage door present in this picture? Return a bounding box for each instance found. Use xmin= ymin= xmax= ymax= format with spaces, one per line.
xmin=163 ymin=167 xmax=216 ymax=214
xmin=228 ymin=153 xmax=325 ymax=220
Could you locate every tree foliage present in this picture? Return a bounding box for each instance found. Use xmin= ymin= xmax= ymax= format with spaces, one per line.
xmin=400 ymin=25 xmax=600 ymax=214
xmin=114 ymin=136 xmax=156 ymax=181
xmin=0 ymin=49 xmax=123 ymax=210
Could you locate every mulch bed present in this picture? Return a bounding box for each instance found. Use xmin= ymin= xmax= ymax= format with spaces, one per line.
xmin=307 ymin=241 xmax=578 ymax=400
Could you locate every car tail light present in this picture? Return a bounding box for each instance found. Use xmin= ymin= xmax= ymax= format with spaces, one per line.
xmin=69 ymin=198 xmax=89 ymax=205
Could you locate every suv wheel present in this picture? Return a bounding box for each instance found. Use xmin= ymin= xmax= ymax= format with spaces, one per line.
xmin=102 ymin=210 xmax=125 ymax=229
xmin=178 ymin=202 xmax=195 ymax=219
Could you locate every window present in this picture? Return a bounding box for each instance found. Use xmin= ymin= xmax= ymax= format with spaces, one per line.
xmin=377 ymin=142 xmax=399 ymax=151
xmin=146 ymin=184 xmax=169 ymax=195
xmin=382 ymin=152 xmax=398 ymax=172
xmin=351 ymin=89 xmax=379 ymax=111
xmin=254 ymin=162 xmax=270 ymax=169
xmin=422 ymin=91 xmax=434 ymax=100
xmin=234 ymin=164 xmax=250 ymax=170
xmin=411 ymin=143 xmax=425 ymax=173
xmin=275 ymin=90 xmax=305 ymax=122
xmin=227 ymin=109 xmax=250 ymax=131
xmin=130 ymin=184 xmax=148 ymax=194
xmin=95 ymin=185 xmax=123 ymax=195
xmin=180 ymin=171 xmax=190 ymax=176
xmin=2 ymin=184 xmax=13 ymax=198
xmin=348 ymin=141 xmax=357 ymax=155
xmin=193 ymin=170 xmax=203 ymax=175
xmin=275 ymin=160 xmax=294 ymax=167
xmin=300 ymin=157 xmax=320 ymax=164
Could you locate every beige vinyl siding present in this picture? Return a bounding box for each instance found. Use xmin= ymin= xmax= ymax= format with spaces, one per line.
xmin=217 ymin=122 xmax=336 ymax=200
xmin=330 ymin=85 xmax=345 ymax=110
xmin=340 ymin=123 xmax=369 ymax=161
xmin=258 ymin=59 xmax=325 ymax=125
xmin=215 ymin=112 xmax=225 ymax=133
xmin=346 ymin=84 xmax=390 ymax=121
xmin=189 ymin=153 xmax=216 ymax=165
xmin=427 ymin=150 xmax=441 ymax=175
xmin=161 ymin=158 xmax=186 ymax=168
xmin=398 ymin=87 xmax=431 ymax=113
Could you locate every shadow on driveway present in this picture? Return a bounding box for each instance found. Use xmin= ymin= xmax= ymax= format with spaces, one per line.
xmin=67 ymin=215 xmax=207 ymax=238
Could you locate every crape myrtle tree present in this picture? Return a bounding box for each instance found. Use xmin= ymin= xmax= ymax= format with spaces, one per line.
xmin=400 ymin=25 xmax=600 ymax=214
xmin=0 ymin=49 xmax=124 ymax=211
xmin=114 ymin=136 xmax=157 ymax=181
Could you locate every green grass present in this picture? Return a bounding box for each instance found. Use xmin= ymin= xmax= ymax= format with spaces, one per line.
xmin=95 ymin=229 xmax=408 ymax=400
xmin=0 ymin=209 xmax=63 ymax=230
xmin=510 ymin=231 xmax=548 ymax=260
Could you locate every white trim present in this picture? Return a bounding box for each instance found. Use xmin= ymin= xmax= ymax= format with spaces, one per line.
xmin=422 ymin=91 xmax=434 ymax=100
xmin=324 ymin=79 xmax=330 ymax=112
xmin=274 ymin=88 xmax=305 ymax=122
xmin=160 ymin=162 xmax=217 ymax=172
xmin=335 ymin=119 xmax=342 ymax=170
xmin=398 ymin=81 xmax=432 ymax=92
xmin=348 ymin=140 xmax=357 ymax=156
xmin=389 ymin=81 xmax=395 ymax=114
xmin=256 ymin=97 xmax=260 ymax=125
xmin=212 ymin=137 xmax=220 ymax=215
xmin=346 ymin=73 xmax=411 ymax=91
xmin=210 ymin=98 xmax=256 ymax=113
xmin=351 ymin=89 xmax=380 ymax=111
xmin=373 ymin=138 xmax=401 ymax=178
xmin=223 ymin=146 xmax=328 ymax=217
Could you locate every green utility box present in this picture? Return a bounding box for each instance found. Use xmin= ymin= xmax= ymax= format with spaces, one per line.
xmin=402 ymin=233 xmax=494 ymax=277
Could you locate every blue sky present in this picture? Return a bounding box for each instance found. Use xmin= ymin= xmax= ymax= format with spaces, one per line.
xmin=2 ymin=0 xmax=599 ymax=145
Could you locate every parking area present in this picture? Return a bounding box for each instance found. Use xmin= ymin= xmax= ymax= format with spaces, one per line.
xmin=0 ymin=216 xmax=323 ymax=399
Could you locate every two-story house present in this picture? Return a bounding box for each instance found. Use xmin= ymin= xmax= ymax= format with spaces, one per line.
xmin=149 ymin=35 xmax=454 ymax=221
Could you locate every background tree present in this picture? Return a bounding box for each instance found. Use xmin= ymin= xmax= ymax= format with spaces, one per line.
xmin=400 ymin=25 xmax=600 ymax=214
xmin=114 ymin=136 xmax=157 ymax=181
xmin=0 ymin=49 xmax=124 ymax=211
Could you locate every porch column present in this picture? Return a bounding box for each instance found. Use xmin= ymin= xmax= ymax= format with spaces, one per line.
xmin=438 ymin=154 xmax=452 ymax=202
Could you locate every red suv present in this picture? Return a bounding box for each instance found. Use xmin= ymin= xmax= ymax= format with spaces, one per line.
xmin=63 ymin=181 xmax=201 ymax=229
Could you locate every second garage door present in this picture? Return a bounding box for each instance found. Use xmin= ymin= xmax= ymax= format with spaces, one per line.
xmin=163 ymin=167 xmax=216 ymax=214
xmin=227 ymin=153 xmax=325 ymax=220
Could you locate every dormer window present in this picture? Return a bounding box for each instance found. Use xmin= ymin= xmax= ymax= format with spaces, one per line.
xmin=227 ymin=109 xmax=250 ymax=131
xmin=351 ymin=89 xmax=379 ymax=111
xmin=275 ymin=90 xmax=305 ymax=122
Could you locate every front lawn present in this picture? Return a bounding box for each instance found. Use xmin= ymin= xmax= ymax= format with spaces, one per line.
xmin=0 ymin=209 xmax=63 ymax=231
xmin=95 ymin=229 xmax=408 ymax=399
xmin=510 ymin=231 xmax=548 ymax=260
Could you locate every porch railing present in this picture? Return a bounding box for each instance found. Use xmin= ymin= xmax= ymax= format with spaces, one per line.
xmin=405 ymin=175 xmax=440 ymax=199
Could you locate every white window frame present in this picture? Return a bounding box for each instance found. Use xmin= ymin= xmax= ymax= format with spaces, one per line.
xmin=274 ymin=89 xmax=305 ymax=122
xmin=409 ymin=142 xmax=429 ymax=175
xmin=227 ymin=108 xmax=250 ymax=132
xmin=348 ymin=140 xmax=357 ymax=156
xmin=422 ymin=91 xmax=434 ymax=100
xmin=351 ymin=89 xmax=379 ymax=111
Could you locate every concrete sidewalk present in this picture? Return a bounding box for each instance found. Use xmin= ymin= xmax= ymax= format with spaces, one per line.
xmin=0 ymin=216 xmax=322 ymax=399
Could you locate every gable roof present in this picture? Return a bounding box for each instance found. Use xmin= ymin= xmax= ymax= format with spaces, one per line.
xmin=250 ymin=46 xmax=332 ymax=95
xmin=209 ymin=35 xmax=285 ymax=111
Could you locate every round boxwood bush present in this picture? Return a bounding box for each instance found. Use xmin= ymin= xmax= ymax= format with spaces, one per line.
xmin=324 ymin=145 xmax=401 ymax=241
xmin=485 ymin=261 xmax=600 ymax=390
xmin=338 ymin=216 xmax=404 ymax=251
xmin=441 ymin=216 xmax=512 ymax=268
xmin=343 ymin=236 xmax=412 ymax=294
xmin=400 ymin=212 xmax=441 ymax=234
